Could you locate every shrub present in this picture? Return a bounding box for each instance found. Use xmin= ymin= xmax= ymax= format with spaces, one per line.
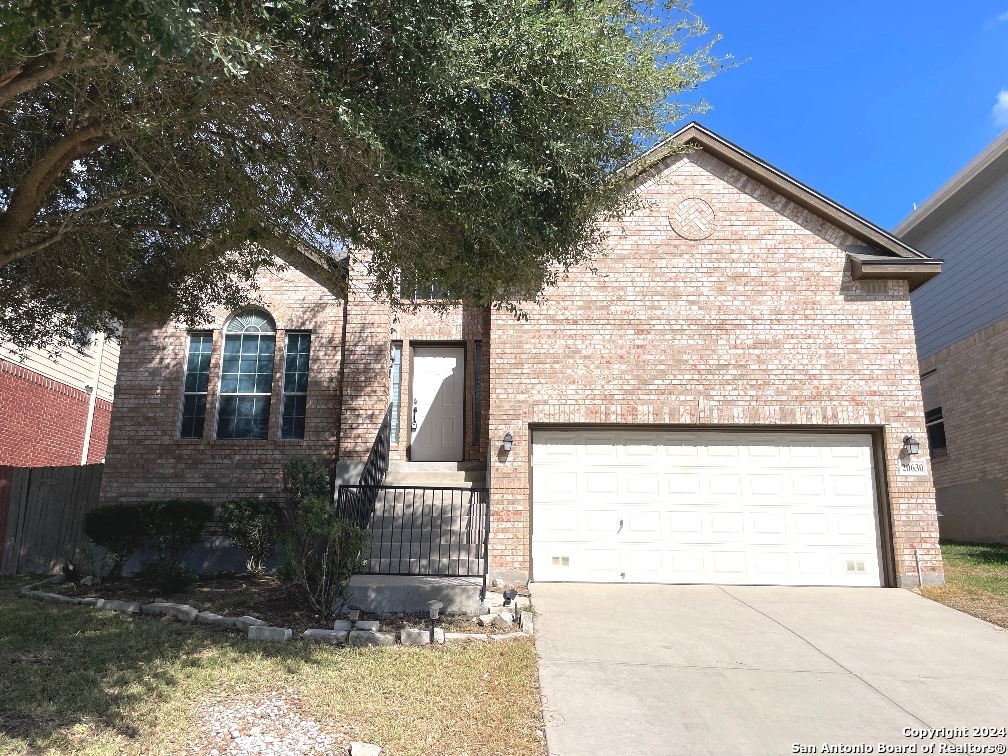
xmin=143 ymin=499 xmax=214 ymax=566
xmin=220 ymin=498 xmax=282 ymax=573
xmin=136 ymin=562 xmax=197 ymax=593
xmin=279 ymin=458 xmax=371 ymax=620
xmin=83 ymin=503 xmax=147 ymax=580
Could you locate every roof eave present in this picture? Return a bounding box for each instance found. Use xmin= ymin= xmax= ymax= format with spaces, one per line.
xmin=847 ymin=252 xmax=943 ymax=292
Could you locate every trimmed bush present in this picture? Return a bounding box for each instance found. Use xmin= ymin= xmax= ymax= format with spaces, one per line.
xmin=144 ymin=499 xmax=214 ymax=565
xmin=83 ymin=503 xmax=147 ymax=580
xmin=279 ymin=458 xmax=370 ymax=620
xmin=220 ymin=498 xmax=282 ymax=573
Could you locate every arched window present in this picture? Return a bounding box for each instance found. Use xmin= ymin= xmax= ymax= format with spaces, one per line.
xmin=216 ymin=309 xmax=276 ymax=439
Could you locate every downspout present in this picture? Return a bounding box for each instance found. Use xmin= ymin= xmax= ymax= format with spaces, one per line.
xmin=80 ymin=333 xmax=106 ymax=465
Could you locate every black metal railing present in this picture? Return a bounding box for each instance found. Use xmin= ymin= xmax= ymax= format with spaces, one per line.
xmin=354 ymin=403 xmax=392 ymax=511
xmin=335 ymin=485 xmax=491 ymax=589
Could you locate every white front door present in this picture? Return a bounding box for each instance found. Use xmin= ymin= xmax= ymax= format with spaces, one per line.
xmin=410 ymin=346 xmax=465 ymax=461
xmin=532 ymin=429 xmax=885 ymax=586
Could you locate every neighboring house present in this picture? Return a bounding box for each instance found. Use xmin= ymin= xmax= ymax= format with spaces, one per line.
xmin=894 ymin=128 xmax=1008 ymax=544
xmin=0 ymin=333 xmax=120 ymax=467
xmin=100 ymin=122 xmax=945 ymax=587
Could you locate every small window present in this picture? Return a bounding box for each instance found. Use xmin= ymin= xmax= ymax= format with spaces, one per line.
xmin=217 ymin=310 xmax=276 ymax=440
xmin=399 ymin=271 xmax=453 ymax=300
xmin=389 ymin=342 xmax=402 ymax=443
xmin=180 ymin=332 xmax=213 ymax=439
xmin=473 ymin=341 xmax=482 ymax=442
xmin=281 ymin=332 xmax=311 ymax=439
xmin=921 ymin=372 xmax=947 ymax=456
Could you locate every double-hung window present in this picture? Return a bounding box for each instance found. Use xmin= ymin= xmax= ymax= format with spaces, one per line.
xmin=180 ymin=332 xmax=213 ymax=439
xmin=921 ymin=371 xmax=947 ymax=456
xmin=281 ymin=332 xmax=311 ymax=439
xmin=217 ymin=310 xmax=276 ymax=440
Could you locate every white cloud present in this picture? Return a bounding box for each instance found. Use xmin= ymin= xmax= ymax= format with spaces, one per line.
xmin=1000 ymin=10 xmax=1008 ymax=21
xmin=995 ymin=90 xmax=1008 ymax=126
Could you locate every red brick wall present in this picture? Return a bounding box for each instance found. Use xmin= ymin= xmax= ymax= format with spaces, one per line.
xmin=487 ymin=150 xmax=941 ymax=586
xmin=100 ymin=261 xmax=345 ymax=506
xmin=0 ymin=359 xmax=112 ymax=466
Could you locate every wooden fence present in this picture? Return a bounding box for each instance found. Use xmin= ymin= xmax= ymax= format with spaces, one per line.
xmin=0 ymin=464 xmax=104 ymax=575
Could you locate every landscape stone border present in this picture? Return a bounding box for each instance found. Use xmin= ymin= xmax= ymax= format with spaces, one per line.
xmin=17 ymin=578 xmax=534 ymax=646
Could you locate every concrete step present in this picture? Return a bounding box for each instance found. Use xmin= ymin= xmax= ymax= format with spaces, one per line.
xmin=383 ymin=462 xmax=486 ymax=487
xmin=388 ymin=462 xmax=485 ymax=473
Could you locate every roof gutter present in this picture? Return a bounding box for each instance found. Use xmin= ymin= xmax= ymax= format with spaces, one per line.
xmin=847 ymin=250 xmax=942 ymax=292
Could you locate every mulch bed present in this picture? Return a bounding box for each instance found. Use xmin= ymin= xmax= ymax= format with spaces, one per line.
xmin=50 ymin=573 xmax=507 ymax=636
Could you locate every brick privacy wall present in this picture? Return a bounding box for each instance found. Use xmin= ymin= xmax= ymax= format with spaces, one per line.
xmin=100 ymin=261 xmax=344 ymax=506
xmin=0 ymin=359 xmax=112 ymax=466
xmin=339 ymin=258 xmax=491 ymax=463
xmin=488 ymin=150 xmax=941 ymax=587
xmin=919 ymin=317 xmax=1008 ymax=510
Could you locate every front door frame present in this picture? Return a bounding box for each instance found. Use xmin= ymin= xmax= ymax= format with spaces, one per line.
xmin=408 ymin=340 xmax=468 ymax=462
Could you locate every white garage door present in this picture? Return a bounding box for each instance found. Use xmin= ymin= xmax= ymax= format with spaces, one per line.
xmin=531 ymin=429 xmax=885 ymax=587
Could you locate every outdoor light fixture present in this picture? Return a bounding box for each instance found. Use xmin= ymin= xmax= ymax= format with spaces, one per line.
xmin=502 ymin=588 xmax=517 ymax=607
xmin=347 ymin=605 xmax=362 ymax=622
xmin=902 ymin=436 xmax=920 ymax=456
xmin=502 ymin=432 xmax=514 ymax=453
xmin=426 ymin=600 xmax=444 ymax=643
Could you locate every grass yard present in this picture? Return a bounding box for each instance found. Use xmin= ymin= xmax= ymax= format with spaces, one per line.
xmin=0 ymin=577 xmax=546 ymax=756
xmin=921 ymin=542 xmax=1008 ymax=629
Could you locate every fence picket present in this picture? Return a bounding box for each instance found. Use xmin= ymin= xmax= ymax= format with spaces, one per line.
xmin=0 ymin=464 xmax=104 ymax=575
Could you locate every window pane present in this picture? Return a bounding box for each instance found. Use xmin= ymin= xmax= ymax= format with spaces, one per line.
xmin=926 ymin=422 xmax=947 ymax=452
xmin=217 ymin=327 xmax=275 ymax=439
xmin=180 ymin=333 xmax=211 ymax=439
xmin=473 ymin=342 xmax=482 ymax=441
xmin=281 ymin=333 xmax=311 ymax=440
xmin=281 ymin=394 xmax=306 ymax=439
xmin=389 ymin=343 xmax=402 ymax=443
xmin=180 ymin=394 xmax=206 ymax=439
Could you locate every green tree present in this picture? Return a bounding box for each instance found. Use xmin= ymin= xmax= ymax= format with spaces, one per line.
xmin=0 ymin=0 xmax=726 ymax=350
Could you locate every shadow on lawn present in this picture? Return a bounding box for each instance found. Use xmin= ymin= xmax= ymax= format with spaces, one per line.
xmin=944 ymin=542 xmax=1008 ymax=567
xmin=0 ymin=578 xmax=325 ymax=751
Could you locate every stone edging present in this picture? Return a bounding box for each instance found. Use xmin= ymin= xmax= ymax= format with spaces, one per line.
xmin=18 ymin=577 xmax=535 ymax=645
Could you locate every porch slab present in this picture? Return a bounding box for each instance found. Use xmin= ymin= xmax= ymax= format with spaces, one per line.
xmin=347 ymin=575 xmax=483 ymax=615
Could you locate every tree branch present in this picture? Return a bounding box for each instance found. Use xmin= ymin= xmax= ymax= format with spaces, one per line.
xmin=0 ymin=122 xmax=117 ymax=266
xmin=0 ymin=46 xmax=73 ymax=108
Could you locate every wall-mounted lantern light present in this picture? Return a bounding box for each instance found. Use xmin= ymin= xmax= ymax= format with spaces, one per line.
xmin=902 ymin=436 xmax=920 ymax=456
xmin=502 ymin=432 xmax=514 ymax=453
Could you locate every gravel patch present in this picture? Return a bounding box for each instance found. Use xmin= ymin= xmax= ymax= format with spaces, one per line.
xmin=186 ymin=688 xmax=350 ymax=755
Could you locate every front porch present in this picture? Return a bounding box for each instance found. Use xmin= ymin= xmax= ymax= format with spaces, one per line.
xmin=337 ymin=460 xmax=490 ymax=614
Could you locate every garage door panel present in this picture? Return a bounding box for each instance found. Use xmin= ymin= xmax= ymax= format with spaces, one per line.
xmin=532 ymin=429 xmax=884 ymax=586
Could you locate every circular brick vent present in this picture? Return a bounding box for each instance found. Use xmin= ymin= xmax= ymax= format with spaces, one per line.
xmin=670 ymin=197 xmax=717 ymax=240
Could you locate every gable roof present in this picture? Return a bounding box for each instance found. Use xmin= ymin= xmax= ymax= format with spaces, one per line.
xmin=622 ymin=122 xmax=942 ymax=290
xmin=893 ymin=128 xmax=1008 ymax=239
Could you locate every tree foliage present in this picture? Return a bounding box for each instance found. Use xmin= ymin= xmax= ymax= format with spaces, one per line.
xmin=0 ymin=0 xmax=726 ymax=349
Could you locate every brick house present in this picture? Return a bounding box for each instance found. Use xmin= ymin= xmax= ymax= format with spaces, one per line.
xmin=894 ymin=128 xmax=1008 ymax=544
xmin=100 ymin=123 xmax=945 ymax=587
xmin=1 ymin=333 xmax=120 ymax=467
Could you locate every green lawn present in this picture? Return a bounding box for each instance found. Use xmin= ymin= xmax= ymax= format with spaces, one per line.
xmin=921 ymin=543 xmax=1008 ymax=629
xmin=0 ymin=577 xmax=545 ymax=756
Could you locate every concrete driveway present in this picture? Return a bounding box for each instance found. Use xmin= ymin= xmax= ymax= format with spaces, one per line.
xmin=532 ymin=584 xmax=1008 ymax=756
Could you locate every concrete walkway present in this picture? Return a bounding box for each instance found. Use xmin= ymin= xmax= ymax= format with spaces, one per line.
xmin=532 ymin=584 xmax=1008 ymax=756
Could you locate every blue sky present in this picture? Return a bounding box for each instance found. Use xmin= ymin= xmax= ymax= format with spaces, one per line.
xmin=681 ymin=2 xmax=1008 ymax=230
